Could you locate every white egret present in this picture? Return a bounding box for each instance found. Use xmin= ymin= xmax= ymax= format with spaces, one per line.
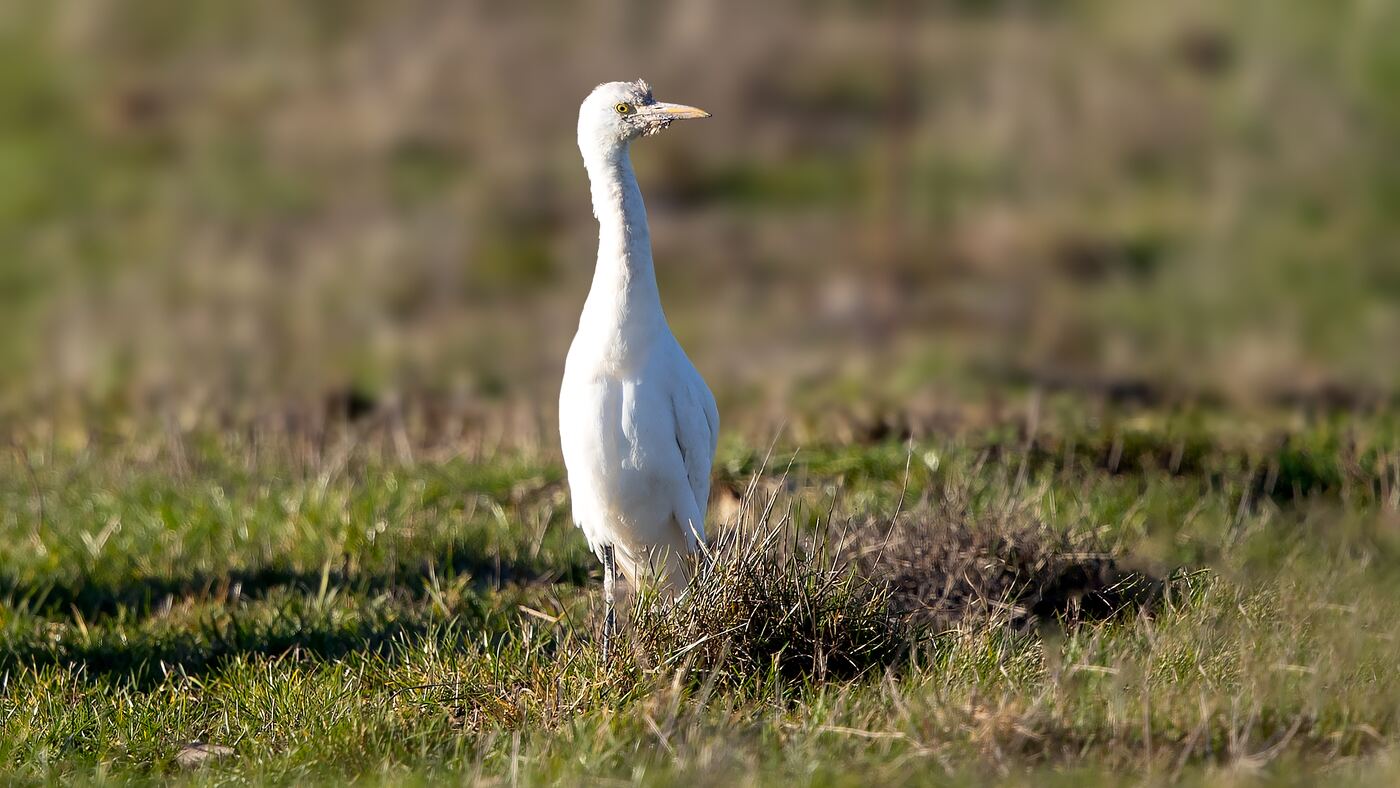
xmin=560 ymin=79 xmax=718 ymax=655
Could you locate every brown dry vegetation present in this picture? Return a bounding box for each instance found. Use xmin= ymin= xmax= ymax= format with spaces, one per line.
xmin=4 ymin=0 xmax=1399 ymax=436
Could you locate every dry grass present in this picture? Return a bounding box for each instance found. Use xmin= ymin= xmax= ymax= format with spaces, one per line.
xmin=621 ymin=480 xmax=1163 ymax=691
xmin=852 ymin=498 xmax=1164 ymax=633
xmin=629 ymin=520 xmax=909 ymax=686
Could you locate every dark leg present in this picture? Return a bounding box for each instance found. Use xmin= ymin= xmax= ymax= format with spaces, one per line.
xmin=602 ymin=544 xmax=617 ymax=661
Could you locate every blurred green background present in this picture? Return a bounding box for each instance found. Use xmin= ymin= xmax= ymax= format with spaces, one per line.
xmin=2 ymin=0 xmax=1397 ymax=438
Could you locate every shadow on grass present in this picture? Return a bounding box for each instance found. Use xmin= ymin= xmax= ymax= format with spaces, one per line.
xmin=0 ymin=536 xmax=597 ymax=687
xmin=0 ymin=596 xmax=515 ymax=694
xmin=0 ymin=602 xmax=445 ymax=689
xmin=0 ymin=536 xmax=595 ymax=624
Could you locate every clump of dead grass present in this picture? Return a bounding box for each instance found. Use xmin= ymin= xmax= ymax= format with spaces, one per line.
xmin=850 ymin=499 xmax=1164 ymax=632
xmin=629 ymin=517 xmax=909 ymax=685
xmin=622 ymin=483 xmax=1162 ymax=686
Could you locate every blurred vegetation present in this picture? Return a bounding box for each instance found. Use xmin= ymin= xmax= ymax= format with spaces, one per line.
xmin=2 ymin=0 xmax=1398 ymax=434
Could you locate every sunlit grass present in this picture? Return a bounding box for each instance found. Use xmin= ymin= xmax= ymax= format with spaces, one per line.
xmin=1 ymin=410 xmax=1397 ymax=783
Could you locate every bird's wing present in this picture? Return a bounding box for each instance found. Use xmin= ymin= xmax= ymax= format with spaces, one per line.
xmin=671 ymin=362 xmax=719 ymax=544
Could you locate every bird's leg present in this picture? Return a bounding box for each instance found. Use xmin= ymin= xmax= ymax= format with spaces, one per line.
xmin=602 ymin=544 xmax=617 ymax=662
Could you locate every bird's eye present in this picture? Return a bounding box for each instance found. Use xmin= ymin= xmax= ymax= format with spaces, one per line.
xmin=615 ymin=102 xmax=633 ymax=115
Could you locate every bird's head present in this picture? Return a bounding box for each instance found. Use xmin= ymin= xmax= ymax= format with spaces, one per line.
xmin=578 ymin=78 xmax=710 ymax=152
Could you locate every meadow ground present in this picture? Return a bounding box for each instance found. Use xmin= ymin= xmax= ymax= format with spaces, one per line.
xmin=3 ymin=1 xmax=1400 ymax=784
xmin=2 ymin=401 xmax=1398 ymax=785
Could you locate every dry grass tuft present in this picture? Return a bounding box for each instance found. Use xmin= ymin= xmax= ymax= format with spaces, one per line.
xmin=851 ymin=498 xmax=1163 ymax=632
xmin=629 ymin=520 xmax=909 ymax=686
xmin=622 ymin=485 xmax=1162 ymax=688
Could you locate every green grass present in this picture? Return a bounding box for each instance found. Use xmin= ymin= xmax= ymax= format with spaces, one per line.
xmin=2 ymin=3 xmax=1400 ymax=782
xmin=2 ymin=409 xmax=1397 ymax=784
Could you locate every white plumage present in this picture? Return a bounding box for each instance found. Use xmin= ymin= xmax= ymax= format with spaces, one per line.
xmin=560 ymin=80 xmax=718 ymax=620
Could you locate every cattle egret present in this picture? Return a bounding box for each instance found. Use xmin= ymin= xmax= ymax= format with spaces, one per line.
xmin=561 ymin=79 xmax=718 ymax=656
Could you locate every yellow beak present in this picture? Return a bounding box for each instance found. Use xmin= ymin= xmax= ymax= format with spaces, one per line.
xmin=648 ymin=102 xmax=711 ymax=120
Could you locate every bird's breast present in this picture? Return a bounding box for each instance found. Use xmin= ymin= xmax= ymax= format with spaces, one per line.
xmin=561 ymin=371 xmax=672 ymax=462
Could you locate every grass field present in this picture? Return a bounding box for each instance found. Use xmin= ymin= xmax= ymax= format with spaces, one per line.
xmin=3 ymin=404 xmax=1398 ymax=784
xmin=4 ymin=0 xmax=1400 ymax=784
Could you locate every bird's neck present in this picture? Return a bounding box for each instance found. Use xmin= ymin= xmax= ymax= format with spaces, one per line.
xmin=580 ymin=144 xmax=665 ymax=340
